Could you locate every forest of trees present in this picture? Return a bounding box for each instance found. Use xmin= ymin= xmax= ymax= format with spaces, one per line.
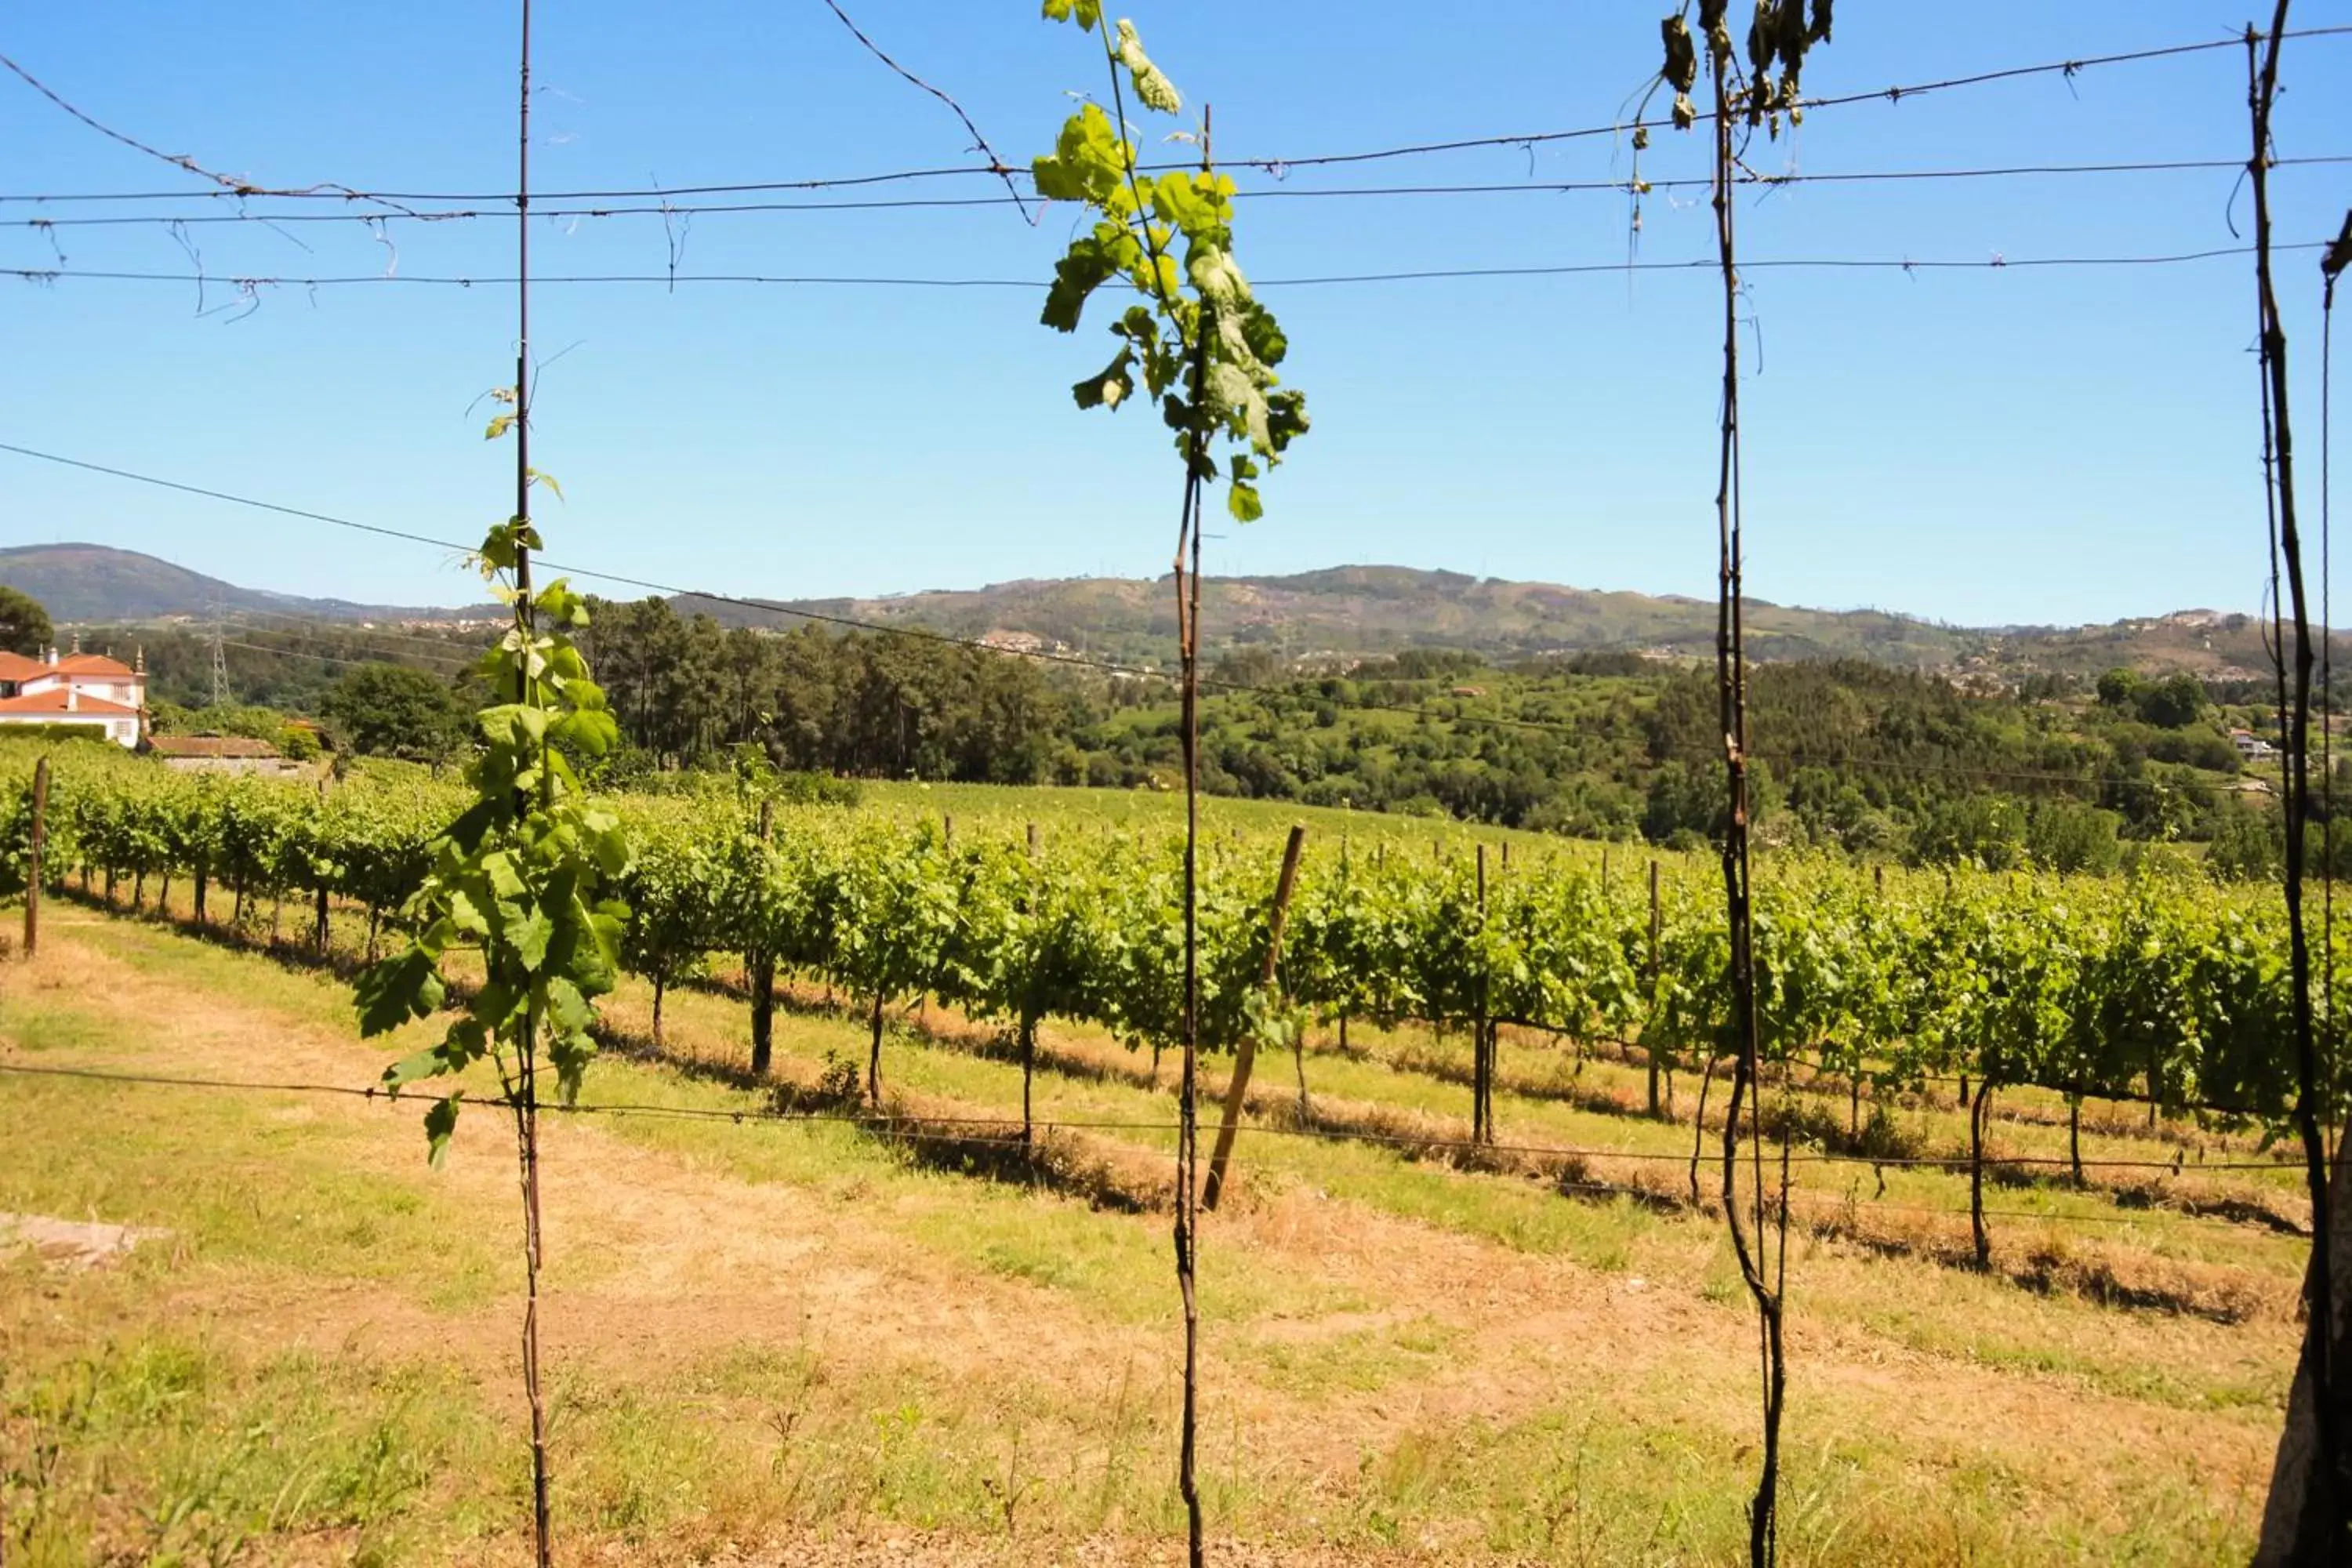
xmin=50 ymin=592 xmax=2323 ymax=875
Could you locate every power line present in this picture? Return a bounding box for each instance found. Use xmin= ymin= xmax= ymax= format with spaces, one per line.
xmin=220 ymin=625 xmax=480 ymax=673
xmin=9 ymin=26 xmax=2348 ymax=208
xmin=13 ymin=155 xmax=2350 ymax=230
xmin=5 ymin=243 xmax=2328 ymax=296
xmin=216 ymin=636 xmax=467 ymax=674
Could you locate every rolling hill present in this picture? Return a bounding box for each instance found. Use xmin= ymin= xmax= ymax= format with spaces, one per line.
xmin=0 ymin=541 xmax=2302 ymax=681
xmin=0 ymin=543 xmax=468 ymax=625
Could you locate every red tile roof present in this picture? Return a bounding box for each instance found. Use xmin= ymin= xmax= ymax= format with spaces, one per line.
xmin=0 ymin=689 xmax=140 ymax=717
xmin=54 ymin=653 xmax=136 ymax=677
xmin=0 ymin=651 xmax=46 ymax=681
xmin=145 ymin=735 xmax=282 ymax=759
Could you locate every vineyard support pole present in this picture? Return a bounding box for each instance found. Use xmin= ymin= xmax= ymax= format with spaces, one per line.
xmin=1021 ymin=1014 xmax=1038 ymax=1151
xmin=1700 ymin=24 xmax=1786 ymax=1566
xmin=21 ymin=755 xmax=47 ymax=959
xmin=502 ymin=2 xmax=553 ymax=1561
xmin=1202 ymin=822 xmax=1307 ymax=1212
xmin=750 ymin=798 xmax=777 ymax=1078
xmin=2069 ymin=1088 xmax=2085 ymax=1189
xmin=2249 ymin=7 xmax=2352 ymax=1556
xmin=1647 ymin=858 xmax=1663 ymax=1116
xmin=1969 ymin=1080 xmax=1994 ymax=1270
xmin=314 ymin=777 xmax=330 ymax=953
xmin=1022 ymin=811 xmax=1043 ymax=1143
xmin=193 ymin=855 xmax=206 ymax=924
xmin=1474 ymin=842 xmax=1493 ymax=1145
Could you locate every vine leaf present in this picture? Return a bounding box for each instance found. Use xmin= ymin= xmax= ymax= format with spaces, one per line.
xmin=1075 ymin=343 xmax=1137 ymax=409
xmin=423 ymin=1094 xmax=462 ymax=1169
xmin=1042 ymin=0 xmax=1104 ymax=30
xmin=1115 ymin=20 xmax=1181 ymax=113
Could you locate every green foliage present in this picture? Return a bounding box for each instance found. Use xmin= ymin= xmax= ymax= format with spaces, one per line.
xmin=322 ymin=664 xmax=468 ymax=764
xmin=352 ymin=519 xmax=631 ymax=1163
xmin=2209 ymin=804 xmax=2283 ymax=881
xmin=1036 ymin=4 xmax=1308 ymax=521
xmin=160 ymin=702 xmax=298 ymax=744
xmin=583 ymin=597 xmax=1067 ymax=783
xmin=0 ymin=583 xmax=53 ymax=655
xmin=2027 ymin=801 xmax=2124 ymax=876
xmin=10 ymin=731 xmax=2351 ymax=1136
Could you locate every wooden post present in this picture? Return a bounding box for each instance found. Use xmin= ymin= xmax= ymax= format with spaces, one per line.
xmin=1970 ymin=1080 xmax=1994 ymax=1270
xmin=314 ymin=775 xmax=334 ymax=954
xmin=1646 ymin=858 xmax=1663 ymax=1116
xmin=750 ymin=797 xmax=776 ymax=1076
xmin=1200 ymin=824 xmax=1308 ymax=1211
xmin=21 ymin=756 xmax=47 ymax=959
xmin=1026 ymin=821 xmax=1040 ymax=858
xmin=1473 ymin=843 xmax=1492 ymax=1145
xmin=943 ymin=812 xmax=953 ymax=848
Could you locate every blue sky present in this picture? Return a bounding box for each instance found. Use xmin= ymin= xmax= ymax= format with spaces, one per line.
xmin=3 ymin=2 xmax=2350 ymax=628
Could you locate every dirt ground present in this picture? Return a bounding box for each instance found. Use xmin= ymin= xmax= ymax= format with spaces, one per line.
xmin=0 ymin=911 xmax=2299 ymax=1565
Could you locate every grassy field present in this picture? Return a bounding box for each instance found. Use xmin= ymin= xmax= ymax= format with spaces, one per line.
xmin=0 ymin=880 xmax=2307 ymax=1566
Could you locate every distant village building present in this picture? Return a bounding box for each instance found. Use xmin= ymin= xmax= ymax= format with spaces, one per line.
xmin=976 ymin=629 xmax=1072 ymax=657
xmin=0 ymin=645 xmax=147 ymax=747
xmin=143 ymin=735 xmax=306 ymax=777
xmin=2230 ymin=728 xmax=2278 ymax=760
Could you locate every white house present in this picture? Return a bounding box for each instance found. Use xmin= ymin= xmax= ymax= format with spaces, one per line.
xmin=2230 ymin=728 xmax=2278 ymax=760
xmin=0 ymin=645 xmax=147 ymax=748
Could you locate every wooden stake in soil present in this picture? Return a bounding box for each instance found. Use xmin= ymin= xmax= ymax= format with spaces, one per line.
xmin=1647 ymin=858 xmax=1663 ymax=1116
xmin=21 ymin=755 xmax=47 ymax=959
xmin=1473 ymin=842 xmax=1494 ymax=1145
xmin=1969 ymin=1079 xmax=1994 ymax=1270
xmin=505 ymin=4 xmax=553 ymax=1561
xmin=1201 ymin=823 xmax=1307 ymax=1211
xmin=750 ymin=797 xmax=777 ymax=1077
xmin=2249 ymin=12 xmax=2352 ymax=1553
xmin=1699 ymin=24 xmax=1788 ymax=1563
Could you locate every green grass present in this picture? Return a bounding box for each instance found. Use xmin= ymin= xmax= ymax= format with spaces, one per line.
xmin=0 ymin=1326 xmax=507 ymax=1567
xmin=0 ymin=908 xmax=2298 ymax=1566
xmin=0 ymin=1011 xmax=503 ymax=1313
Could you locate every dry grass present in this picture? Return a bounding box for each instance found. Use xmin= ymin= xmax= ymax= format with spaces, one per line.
xmin=0 ymin=902 xmax=2303 ymax=1565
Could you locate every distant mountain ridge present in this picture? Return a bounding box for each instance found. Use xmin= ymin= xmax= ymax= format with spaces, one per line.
xmin=0 ymin=541 xmax=2288 ymax=681
xmin=0 ymin=543 xmax=478 ymax=624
